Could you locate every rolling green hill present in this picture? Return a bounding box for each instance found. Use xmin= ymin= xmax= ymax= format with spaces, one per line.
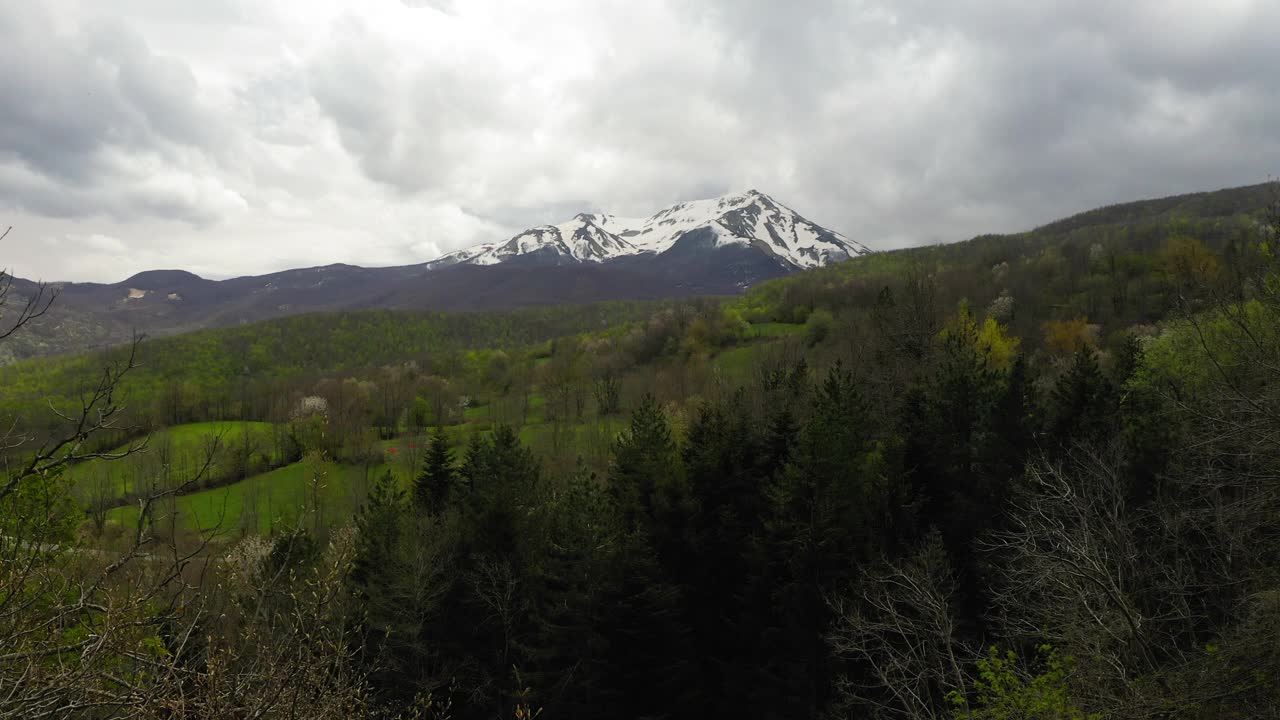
xmin=7 ymin=181 xmax=1280 ymax=718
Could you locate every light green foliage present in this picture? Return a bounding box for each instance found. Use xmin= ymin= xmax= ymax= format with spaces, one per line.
xmin=749 ymin=321 xmax=805 ymax=337
xmin=950 ymin=645 xmax=1098 ymax=720
xmin=0 ymin=303 xmax=665 ymax=422
xmin=105 ymin=457 xmax=398 ymax=535
xmin=977 ymin=317 xmax=1021 ymax=371
xmin=1133 ymin=299 xmax=1276 ymax=395
xmin=711 ymin=344 xmax=766 ymax=383
xmin=939 ymin=306 xmax=1021 ymax=372
xmin=1 ymin=466 xmax=78 ymax=544
xmin=65 ymin=421 xmax=278 ymax=498
xmin=804 ymin=307 xmax=835 ymax=346
xmin=730 ymin=184 xmax=1272 ymax=351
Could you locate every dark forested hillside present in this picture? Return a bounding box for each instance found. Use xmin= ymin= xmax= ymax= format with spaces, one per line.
xmin=740 ymin=181 xmax=1276 ymax=351
xmin=1032 ymin=181 xmax=1276 ymax=234
xmin=2 ymin=182 xmax=1279 ymax=718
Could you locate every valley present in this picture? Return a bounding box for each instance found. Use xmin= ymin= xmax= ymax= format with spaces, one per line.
xmin=5 ymin=180 xmax=1280 ymax=718
xmin=5 ymin=2 xmax=1276 ymax=715
xmin=3 ymin=190 xmax=862 ymax=362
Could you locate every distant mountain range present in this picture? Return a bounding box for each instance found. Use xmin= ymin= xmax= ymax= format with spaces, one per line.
xmin=6 ymin=182 xmax=1271 ymax=364
xmin=432 ymin=190 xmax=869 ymax=269
xmin=2 ymin=191 xmax=865 ymax=361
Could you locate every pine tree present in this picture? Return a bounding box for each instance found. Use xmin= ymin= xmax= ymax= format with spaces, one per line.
xmin=353 ymin=470 xmax=407 ymax=592
xmin=1111 ymin=332 xmax=1144 ymax=387
xmin=350 ymin=470 xmax=418 ymax=699
xmin=680 ymin=392 xmax=790 ymax=716
xmin=600 ymin=395 xmax=703 ymax=716
xmin=459 ymin=425 xmax=541 ymax=563
xmin=756 ymin=363 xmax=885 ymax=716
xmin=435 ymin=427 xmax=545 ymax=716
xmin=984 ymin=353 xmax=1039 ymax=504
xmin=608 ymin=394 xmax=686 ymax=538
xmin=519 ymin=474 xmax=616 ymax=717
xmin=1049 ymin=345 xmax=1116 ymax=447
xmin=763 ymin=403 xmax=800 ymax=478
xmin=414 ymin=427 xmax=456 ymax=513
xmin=596 ymin=529 xmax=697 ymax=720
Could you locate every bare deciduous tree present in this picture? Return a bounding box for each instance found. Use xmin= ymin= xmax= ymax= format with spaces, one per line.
xmin=828 ymin=534 xmax=973 ymax=720
xmin=984 ymin=441 xmax=1280 ymax=716
xmin=0 ymin=241 xmax=411 ymax=719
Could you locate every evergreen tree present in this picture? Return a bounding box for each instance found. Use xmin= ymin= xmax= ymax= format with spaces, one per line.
xmin=608 ymin=394 xmax=688 ymax=546
xmin=757 ymin=363 xmax=886 ymax=716
xmin=923 ymin=310 xmax=1002 ymax=545
xmin=596 ymin=529 xmax=697 ymax=720
xmin=1111 ymin=332 xmax=1144 ymax=387
xmin=896 ymin=312 xmax=1017 ymax=632
xmin=428 ymin=427 xmax=545 ymax=718
xmin=680 ymin=393 xmax=767 ymax=716
xmin=603 ymin=395 xmax=701 ymax=716
xmin=984 ymin=353 xmax=1039 ymax=497
xmin=350 ymin=470 xmax=418 ymax=699
xmin=1049 ymin=344 xmax=1116 ymax=447
xmin=520 ymin=473 xmax=616 ymax=717
xmin=414 ymin=427 xmax=456 ymax=513
xmin=352 ymin=470 xmax=408 ymax=594
xmin=760 ymin=358 xmax=807 ymax=478
xmin=762 ymin=403 xmax=800 ymax=478
xmin=462 ymin=424 xmax=541 ymax=562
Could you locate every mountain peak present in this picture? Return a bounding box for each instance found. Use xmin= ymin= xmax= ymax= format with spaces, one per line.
xmin=434 ymin=191 xmax=869 ymax=270
xmin=120 ymin=269 xmax=206 ymax=289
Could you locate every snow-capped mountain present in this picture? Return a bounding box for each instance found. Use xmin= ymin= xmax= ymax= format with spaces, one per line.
xmin=434 ymin=190 xmax=869 ymax=270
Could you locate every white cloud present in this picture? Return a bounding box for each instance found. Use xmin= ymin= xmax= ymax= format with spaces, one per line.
xmin=0 ymin=0 xmax=1277 ymax=282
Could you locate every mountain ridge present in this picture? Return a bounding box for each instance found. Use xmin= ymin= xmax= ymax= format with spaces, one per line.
xmin=1 ymin=189 xmax=859 ymax=362
xmin=7 ymin=182 xmax=1269 ymax=364
xmin=432 ymin=189 xmax=869 ymax=270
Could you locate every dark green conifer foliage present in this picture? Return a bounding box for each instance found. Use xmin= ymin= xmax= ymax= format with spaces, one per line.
xmin=1111 ymin=332 xmax=1144 ymax=387
xmin=758 ymin=363 xmax=885 ymax=716
xmin=465 ymin=425 xmax=540 ymax=560
xmin=596 ymin=529 xmax=697 ymax=720
xmin=353 ymin=470 xmax=407 ymax=593
xmin=679 ymin=393 xmax=769 ymax=717
xmin=985 ymin=353 xmax=1039 ymax=490
xmin=597 ymin=394 xmax=704 ymax=716
xmin=520 ymin=473 xmax=616 ymax=717
xmin=1049 ymin=345 xmax=1116 ymax=447
xmin=763 ymin=403 xmax=800 ymax=478
xmin=899 ymin=312 xmax=1002 ymax=549
xmin=1113 ymin=334 xmax=1169 ymax=506
xmin=414 ymin=427 xmax=456 ymax=513
xmin=422 ymin=426 xmax=545 ymax=718
xmin=350 ymin=471 xmax=418 ymax=698
xmin=608 ymin=394 xmax=688 ymax=543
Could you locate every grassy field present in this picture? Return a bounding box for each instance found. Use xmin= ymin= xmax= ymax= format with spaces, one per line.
xmin=74 ymin=331 xmax=788 ymax=541
xmin=105 ymin=457 xmax=399 ymax=536
xmin=712 ymin=344 xmax=770 ymax=384
xmin=68 ymin=421 xmax=279 ymax=502
xmin=749 ymin=322 xmax=805 ymax=338
xmin=96 ymin=417 xmax=627 ymax=537
xmin=517 ymin=416 xmax=625 ymax=458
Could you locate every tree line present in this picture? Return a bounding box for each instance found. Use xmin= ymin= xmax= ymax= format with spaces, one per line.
xmin=3 ymin=186 xmax=1280 ymax=717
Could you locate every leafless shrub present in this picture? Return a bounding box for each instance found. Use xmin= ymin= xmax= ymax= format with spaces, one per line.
xmin=828 ymin=534 xmax=973 ymax=720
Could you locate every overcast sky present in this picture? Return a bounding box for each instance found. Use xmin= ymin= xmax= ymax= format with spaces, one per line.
xmin=2 ymin=0 xmax=1277 ymax=282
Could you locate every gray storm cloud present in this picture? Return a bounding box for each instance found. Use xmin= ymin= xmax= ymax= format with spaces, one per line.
xmin=0 ymin=0 xmax=1276 ymax=282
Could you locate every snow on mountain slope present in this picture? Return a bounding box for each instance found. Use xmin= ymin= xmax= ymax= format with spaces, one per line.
xmin=433 ymin=190 xmax=869 ymax=270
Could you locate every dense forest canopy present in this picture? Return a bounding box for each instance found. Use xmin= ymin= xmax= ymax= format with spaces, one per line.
xmin=2 ymin=182 xmax=1279 ymax=718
